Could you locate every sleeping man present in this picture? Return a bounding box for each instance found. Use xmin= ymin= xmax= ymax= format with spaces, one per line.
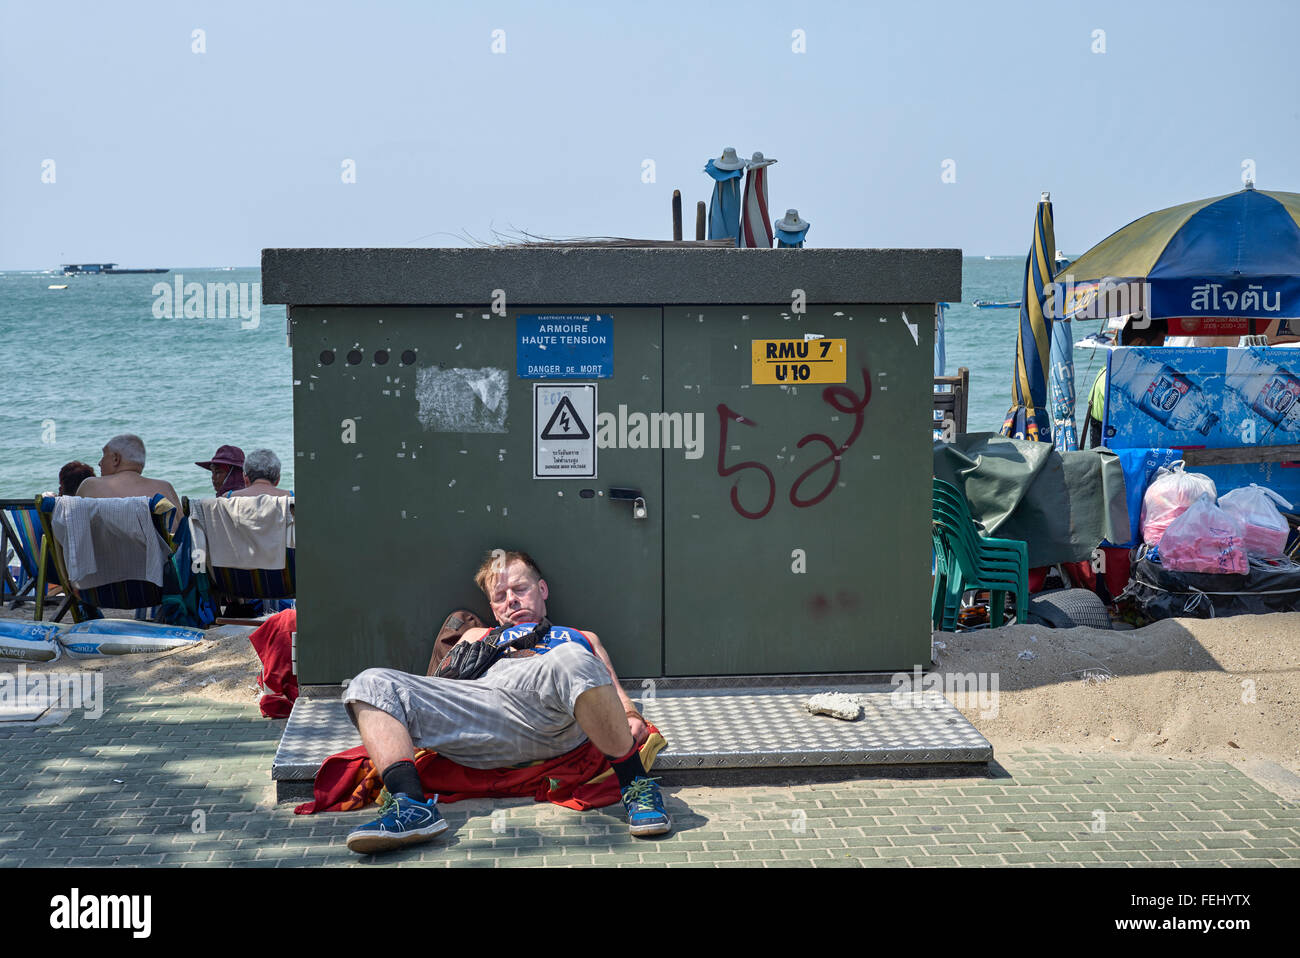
xmin=341 ymin=549 xmax=669 ymax=854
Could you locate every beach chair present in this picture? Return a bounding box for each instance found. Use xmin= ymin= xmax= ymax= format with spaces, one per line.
xmin=1 ymin=498 xmax=74 ymax=620
xmin=932 ymin=478 xmax=1028 ymax=630
xmin=186 ymin=497 xmax=296 ymax=611
xmin=34 ymin=494 xmax=180 ymax=623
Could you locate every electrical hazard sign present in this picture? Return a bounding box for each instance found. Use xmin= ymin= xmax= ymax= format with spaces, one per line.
xmin=751 ymin=338 xmax=847 ymax=385
xmin=534 ymin=384 xmax=596 ymax=479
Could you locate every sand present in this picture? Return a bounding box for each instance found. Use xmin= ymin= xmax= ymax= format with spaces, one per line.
xmin=933 ymin=612 xmax=1300 ymax=775
xmin=4 ymin=617 xmax=267 ymax=707
xmin=5 ymin=603 xmax=1299 ymax=776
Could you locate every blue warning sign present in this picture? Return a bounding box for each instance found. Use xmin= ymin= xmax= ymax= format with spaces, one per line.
xmin=517 ymin=314 xmax=613 ymax=379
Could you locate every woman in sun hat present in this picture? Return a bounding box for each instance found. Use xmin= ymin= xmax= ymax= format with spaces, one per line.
xmin=196 ymin=444 xmax=246 ymax=496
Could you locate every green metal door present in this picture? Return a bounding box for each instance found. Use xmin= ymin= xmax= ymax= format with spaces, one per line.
xmin=662 ymin=305 xmax=934 ymax=675
xmin=290 ymin=306 xmax=663 ymax=683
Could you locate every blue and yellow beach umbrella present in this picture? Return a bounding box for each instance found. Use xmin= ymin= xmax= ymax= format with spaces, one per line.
xmin=1001 ymin=193 xmax=1056 ymax=443
xmin=1060 ymin=186 xmax=1300 ymax=323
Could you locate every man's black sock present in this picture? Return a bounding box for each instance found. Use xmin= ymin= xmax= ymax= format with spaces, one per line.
xmin=605 ymin=746 xmax=647 ymax=790
xmin=381 ymin=760 xmax=426 ymax=802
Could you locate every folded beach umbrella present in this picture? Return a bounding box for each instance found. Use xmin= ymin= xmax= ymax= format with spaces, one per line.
xmin=774 ymin=209 xmax=810 ymax=248
xmin=1000 ymin=192 xmax=1056 ymax=443
xmin=1048 ymin=315 xmax=1078 ymax=451
xmin=704 ymin=147 xmax=746 ymax=242
xmin=1044 ymin=194 xmax=1077 ymax=450
xmin=1060 ymin=185 xmax=1300 ymax=328
xmin=739 ymin=152 xmax=777 ymax=248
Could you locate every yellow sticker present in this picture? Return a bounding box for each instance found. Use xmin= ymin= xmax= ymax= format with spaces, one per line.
xmin=751 ymin=338 xmax=847 ymax=385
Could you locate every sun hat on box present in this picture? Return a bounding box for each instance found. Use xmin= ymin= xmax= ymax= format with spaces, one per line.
xmin=713 ymin=147 xmax=746 ymax=171
xmin=775 ymin=209 xmax=808 ymax=232
xmin=196 ymin=445 xmax=245 ymax=471
xmin=775 ymin=209 xmax=811 ymax=249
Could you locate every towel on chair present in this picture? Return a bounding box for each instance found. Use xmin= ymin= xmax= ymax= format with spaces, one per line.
xmin=51 ymin=497 xmax=167 ymax=589
xmin=191 ymin=496 xmax=293 ymax=570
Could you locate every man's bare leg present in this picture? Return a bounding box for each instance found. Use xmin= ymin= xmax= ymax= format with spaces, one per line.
xmin=352 ymin=703 xmax=417 ymax=772
xmin=573 ymin=684 xmax=670 ymax=836
xmin=345 ymin=703 xmax=447 ymax=853
xmin=572 ymin=684 xmax=635 ymax=757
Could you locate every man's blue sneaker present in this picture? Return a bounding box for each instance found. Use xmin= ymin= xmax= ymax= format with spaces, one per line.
xmin=621 ymin=776 xmax=671 ymax=837
xmin=346 ymin=792 xmax=449 ymax=854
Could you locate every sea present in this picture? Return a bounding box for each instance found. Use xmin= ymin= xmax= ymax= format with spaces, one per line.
xmin=0 ymin=258 xmax=1109 ymax=499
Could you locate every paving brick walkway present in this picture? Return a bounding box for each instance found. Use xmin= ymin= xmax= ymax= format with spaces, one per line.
xmin=1 ymin=688 xmax=1297 ymax=867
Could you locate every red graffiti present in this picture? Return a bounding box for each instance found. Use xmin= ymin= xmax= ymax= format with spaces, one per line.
xmin=716 ymin=405 xmax=777 ymax=519
xmin=789 ymin=369 xmax=872 ymax=508
xmin=716 ymin=367 xmax=872 ymax=520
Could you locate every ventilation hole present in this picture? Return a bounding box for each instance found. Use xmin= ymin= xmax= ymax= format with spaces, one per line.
xmin=319 ymin=350 xmax=335 ymax=365
xmin=579 ymin=489 xmax=595 ymax=499
xmin=374 ymin=349 xmax=389 ymax=365
xmin=400 ymin=349 xmax=417 ymax=365
xmin=346 ymin=350 xmax=363 ymax=365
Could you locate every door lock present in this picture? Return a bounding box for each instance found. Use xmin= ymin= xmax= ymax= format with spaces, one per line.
xmin=609 ymin=487 xmax=648 ymax=520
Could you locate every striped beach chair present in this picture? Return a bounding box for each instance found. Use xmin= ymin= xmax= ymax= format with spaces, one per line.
xmin=35 ymin=494 xmax=180 ymax=623
xmin=1 ymin=498 xmax=73 ymax=620
xmin=185 ymin=496 xmax=296 ymax=609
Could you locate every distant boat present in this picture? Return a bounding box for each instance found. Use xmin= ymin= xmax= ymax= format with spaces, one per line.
xmin=973 ymin=299 xmax=1021 ymax=309
xmin=62 ymin=263 xmax=169 ymax=275
xmin=48 ymin=284 xmax=68 ymax=290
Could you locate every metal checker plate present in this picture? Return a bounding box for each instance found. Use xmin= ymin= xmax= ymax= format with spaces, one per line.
xmin=644 ymin=691 xmax=991 ymax=769
xmin=273 ymin=698 xmax=360 ymax=780
xmin=272 ymin=690 xmax=991 ymax=780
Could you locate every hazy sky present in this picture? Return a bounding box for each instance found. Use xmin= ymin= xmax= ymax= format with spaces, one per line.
xmin=4 ymin=0 xmax=1297 ymax=269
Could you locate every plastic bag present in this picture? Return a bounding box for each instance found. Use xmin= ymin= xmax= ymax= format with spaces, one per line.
xmin=1159 ymin=493 xmax=1247 ymax=575
xmin=1140 ymin=460 xmax=1218 ymax=546
xmin=1218 ymin=484 xmax=1293 ymax=558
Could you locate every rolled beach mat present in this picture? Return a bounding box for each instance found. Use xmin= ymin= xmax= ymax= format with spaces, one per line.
xmin=58 ymin=619 xmax=205 ymax=657
xmin=0 ymin=621 xmax=63 ymax=663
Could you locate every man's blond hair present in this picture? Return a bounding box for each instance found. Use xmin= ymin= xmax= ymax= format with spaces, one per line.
xmin=473 ymin=549 xmax=543 ymax=597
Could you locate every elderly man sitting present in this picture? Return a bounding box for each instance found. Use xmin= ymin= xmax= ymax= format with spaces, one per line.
xmin=78 ymin=434 xmax=183 ymax=532
xmin=342 ymin=549 xmax=669 ymax=854
xmin=227 ymin=448 xmax=292 ymax=498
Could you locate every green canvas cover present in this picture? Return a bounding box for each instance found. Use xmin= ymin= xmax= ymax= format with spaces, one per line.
xmin=933 ymin=434 xmax=1129 ymax=567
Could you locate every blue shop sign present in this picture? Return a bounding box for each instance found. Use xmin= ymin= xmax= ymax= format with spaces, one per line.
xmin=517 ymin=314 xmax=613 ymax=379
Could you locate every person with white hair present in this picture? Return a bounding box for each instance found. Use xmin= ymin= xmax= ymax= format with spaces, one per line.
xmin=78 ymin=434 xmax=183 ymax=532
xmin=227 ymin=448 xmax=291 ymax=498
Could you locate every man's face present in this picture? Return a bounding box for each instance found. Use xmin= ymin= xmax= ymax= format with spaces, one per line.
xmin=210 ymin=465 xmax=232 ymax=493
xmin=488 ymin=560 xmax=549 ymax=626
xmin=99 ymin=446 xmax=118 ymax=476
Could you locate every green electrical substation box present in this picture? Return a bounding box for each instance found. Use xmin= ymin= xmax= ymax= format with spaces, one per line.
xmin=262 ymin=247 xmax=962 ymax=684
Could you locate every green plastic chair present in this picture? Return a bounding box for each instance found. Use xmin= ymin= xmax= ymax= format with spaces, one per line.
xmin=931 ymin=516 xmax=1022 ymax=629
xmin=933 ymin=512 xmax=1027 ymax=628
xmin=932 ymin=481 xmax=1027 ymax=628
xmin=931 ymin=479 xmax=1029 ymax=629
